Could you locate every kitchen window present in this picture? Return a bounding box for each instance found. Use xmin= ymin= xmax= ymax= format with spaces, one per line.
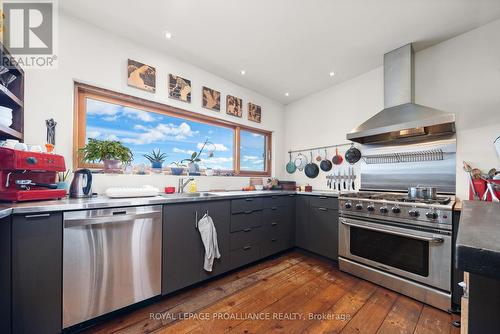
xmin=74 ymin=83 xmax=272 ymax=176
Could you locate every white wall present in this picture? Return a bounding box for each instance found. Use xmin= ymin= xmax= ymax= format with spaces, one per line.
xmin=284 ymin=18 xmax=500 ymax=199
xmin=24 ymin=14 xmax=286 ymax=193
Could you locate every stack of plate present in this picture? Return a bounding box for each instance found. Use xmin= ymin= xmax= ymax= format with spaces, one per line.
xmin=0 ymin=106 xmax=13 ymax=127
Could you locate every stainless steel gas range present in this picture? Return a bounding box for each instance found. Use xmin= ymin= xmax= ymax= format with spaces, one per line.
xmin=338 ymin=191 xmax=455 ymax=311
xmin=338 ymin=43 xmax=458 ymax=311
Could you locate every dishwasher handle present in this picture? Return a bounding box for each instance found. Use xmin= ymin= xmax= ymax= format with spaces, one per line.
xmin=65 ymin=211 xmax=162 ymax=228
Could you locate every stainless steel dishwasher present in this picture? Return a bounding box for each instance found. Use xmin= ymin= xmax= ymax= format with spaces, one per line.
xmin=63 ymin=205 xmax=162 ymax=328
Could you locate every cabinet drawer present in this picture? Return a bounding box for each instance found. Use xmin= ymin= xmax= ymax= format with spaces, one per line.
xmin=230 ymin=227 xmax=262 ymax=250
xmin=263 ymin=207 xmax=284 ymax=225
xmin=261 ymin=237 xmax=288 ymax=258
xmin=230 ymin=244 xmax=260 ymax=268
xmin=231 ymin=197 xmax=263 ymax=214
xmin=310 ymin=196 xmax=338 ymax=210
xmin=230 ymin=210 xmax=262 ymax=232
xmin=263 ymin=195 xmax=287 ymax=209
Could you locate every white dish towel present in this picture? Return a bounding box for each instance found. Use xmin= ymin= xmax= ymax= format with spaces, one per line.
xmin=197 ymin=214 xmax=221 ymax=272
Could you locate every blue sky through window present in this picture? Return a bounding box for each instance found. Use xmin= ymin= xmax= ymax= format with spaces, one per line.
xmin=240 ymin=130 xmax=266 ymax=172
xmin=85 ymin=98 xmax=235 ymax=169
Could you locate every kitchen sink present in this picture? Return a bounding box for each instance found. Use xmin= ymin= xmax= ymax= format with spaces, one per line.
xmin=163 ymin=192 xmax=220 ymax=198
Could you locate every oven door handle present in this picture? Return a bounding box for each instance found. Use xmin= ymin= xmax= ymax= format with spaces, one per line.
xmin=340 ymin=220 xmax=444 ymax=244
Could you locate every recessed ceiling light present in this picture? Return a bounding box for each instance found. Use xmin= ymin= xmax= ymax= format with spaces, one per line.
xmin=284 ymin=92 xmax=290 ymax=97
xmin=164 ymin=31 xmax=172 ymax=39
xmin=240 ymin=70 xmax=246 ymax=75
xmin=329 ymin=71 xmax=335 ymax=77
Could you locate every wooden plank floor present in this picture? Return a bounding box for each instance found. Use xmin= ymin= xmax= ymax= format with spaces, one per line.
xmin=83 ymin=251 xmax=460 ymax=334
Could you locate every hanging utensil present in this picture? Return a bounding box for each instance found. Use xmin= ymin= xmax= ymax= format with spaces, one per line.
xmin=351 ymin=167 xmax=356 ymax=190
xmin=320 ymin=148 xmax=333 ymax=172
xmin=305 ymin=151 xmax=320 ymax=179
xmin=463 ymin=161 xmax=479 ymax=200
xmin=294 ymin=153 xmax=308 ymax=171
xmin=286 ymin=153 xmax=296 ymax=174
xmin=332 ymin=147 xmax=343 ymax=165
xmin=315 ymin=150 xmax=322 ymax=162
xmin=345 ymin=143 xmax=362 ymax=164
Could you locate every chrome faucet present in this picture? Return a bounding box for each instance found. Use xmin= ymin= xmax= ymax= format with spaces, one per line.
xmin=178 ymin=177 xmax=194 ymax=193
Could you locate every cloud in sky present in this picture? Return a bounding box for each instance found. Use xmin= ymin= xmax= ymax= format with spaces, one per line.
xmin=87 ymin=99 xmax=156 ymax=122
xmin=122 ymin=122 xmax=198 ymax=145
xmin=197 ymin=142 xmax=229 ymax=152
xmin=173 ymin=147 xmax=195 ymax=154
xmin=243 ymin=155 xmax=259 ymax=161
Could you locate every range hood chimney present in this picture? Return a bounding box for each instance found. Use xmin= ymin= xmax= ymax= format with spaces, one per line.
xmin=347 ymin=43 xmax=455 ymax=144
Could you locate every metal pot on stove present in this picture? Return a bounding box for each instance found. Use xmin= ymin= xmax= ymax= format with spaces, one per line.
xmin=408 ymin=185 xmax=437 ymax=199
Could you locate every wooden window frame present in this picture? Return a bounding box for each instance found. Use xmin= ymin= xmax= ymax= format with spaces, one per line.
xmin=73 ymin=82 xmax=272 ymax=177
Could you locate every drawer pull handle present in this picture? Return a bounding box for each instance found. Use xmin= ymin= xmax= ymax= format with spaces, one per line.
xmin=271 ymin=238 xmax=277 ymax=242
xmin=243 ymin=245 xmax=252 ymax=250
xmin=25 ymin=213 xmax=51 ymax=219
xmin=318 ymin=196 xmax=328 ymax=199
xmin=271 ymin=207 xmax=278 ymax=210
xmin=271 ymin=222 xmax=278 ymax=226
xmin=318 ymin=207 xmax=327 ymax=211
xmin=245 ymin=198 xmax=253 ymax=202
xmin=244 ymin=210 xmax=253 ymax=214
xmin=112 ymin=211 xmax=127 ymax=216
xmin=243 ymin=228 xmax=252 ymax=232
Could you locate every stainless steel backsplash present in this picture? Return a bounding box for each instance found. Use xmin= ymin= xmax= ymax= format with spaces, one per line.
xmin=360 ymin=136 xmax=456 ymax=194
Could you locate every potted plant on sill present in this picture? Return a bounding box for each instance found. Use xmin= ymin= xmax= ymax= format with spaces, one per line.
xmin=181 ymin=139 xmax=214 ymax=175
xmin=79 ymin=138 xmax=133 ymax=172
xmin=170 ymin=161 xmax=186 ymax=176
xmin=143 ymin=149 xmax=167 ymax=171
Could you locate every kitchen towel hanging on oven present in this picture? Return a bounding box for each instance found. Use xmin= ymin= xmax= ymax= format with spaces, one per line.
xmin=198 ymin=214 xmax=221 ymax=272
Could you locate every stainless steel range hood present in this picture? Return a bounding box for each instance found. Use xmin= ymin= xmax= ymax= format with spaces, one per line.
xmin=347 ymin=44 xmax=455 ymax=144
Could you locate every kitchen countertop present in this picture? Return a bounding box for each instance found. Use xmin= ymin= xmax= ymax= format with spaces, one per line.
xmin=456 ymin=201 xmax=500 ymax=280
xmin=0 ymin=190 xmax=339 ymax=216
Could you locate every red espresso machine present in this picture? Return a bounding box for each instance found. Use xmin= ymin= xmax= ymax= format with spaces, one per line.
xmin=0 ymin=147 xmax=67 ymax=202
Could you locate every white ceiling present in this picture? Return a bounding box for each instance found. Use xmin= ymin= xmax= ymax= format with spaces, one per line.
xmin=61 ymin=0 xmax=500 ymax=104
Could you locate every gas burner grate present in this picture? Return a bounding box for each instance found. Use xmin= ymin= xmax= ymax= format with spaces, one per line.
xmin=396 ymin=197 xmax=452 ymax=205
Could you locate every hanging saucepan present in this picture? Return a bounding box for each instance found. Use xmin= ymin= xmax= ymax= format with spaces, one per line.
xmin=286 ymin=153 xmax=296 ymax=174
xmin=345 ymin=143 xmax=362 ymax=164
xmin=294 ymin=153 xmax=308 ymax=171
xmin=305 ymin=151 xmax=319 ymax=178
xmin=332 ymin=147 xmax=343 ymax=165
xmin=320 ymin=148 xmax=332 ymax=172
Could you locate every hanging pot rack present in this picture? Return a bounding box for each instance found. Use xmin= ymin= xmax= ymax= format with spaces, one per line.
xmin=288 ymin=142 xmax=353 ymax=154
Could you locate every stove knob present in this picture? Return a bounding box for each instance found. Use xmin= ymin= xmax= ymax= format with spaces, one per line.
xmin=344 ymin=202 xmax=352 ymax=209
xmin=380 ymin=206 xmax=388 ymax=213
xmin=26 ymin=157 xmax=37 ymax=164
xmin=409 ymin=210 xmax=420 ymax=217
xmin=355 ymin=203 xmax=363 ymax=210
xmin=392 ymin=206 xmax=401 ymax=214
xmin=426 ymin=211 xmax=438 ymax=219
xmin=367 ymin=205 xmax=375 ymax=212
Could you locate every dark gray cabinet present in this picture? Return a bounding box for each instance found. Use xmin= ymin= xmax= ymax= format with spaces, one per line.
xmin=0 ymin=216 xmax=11 ymax=334
xmin=309 ymin=206 xmax=339 ymax=259
xmin=11 ymin=212 xmax=62 ymax=334
xmin=163 ymin=200 xmax=231 ymax=294
xmin=295 ymin=195 xmax=339 ymax=260
xmin=199 ymin=200 xmax=231 ymax=279
xmin=295 ymin=195 xmax=310 ymax=249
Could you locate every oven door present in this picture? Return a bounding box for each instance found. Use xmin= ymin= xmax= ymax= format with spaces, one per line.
xmin=339 ymin=216 xmax=451 ymax=291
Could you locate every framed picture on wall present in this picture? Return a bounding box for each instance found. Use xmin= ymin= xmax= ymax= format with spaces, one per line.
xmin=248 ymin=102 xmax=262 ymax=123
xmin=202 ymin=86 xmax=221 ymax=111
xmin=168 ymin=74 xmax=192 ymax=103
xmin=226 ymin=95 xmax=242 ymax=118
xmin=127 ymin=59 xmax=156 ymax=92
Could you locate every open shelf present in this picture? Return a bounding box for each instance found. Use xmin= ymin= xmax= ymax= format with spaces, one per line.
xmin=0 ymin=123 xmax=23 ymax=140
xmin=0 ymin=84 xmax=23 ymax=109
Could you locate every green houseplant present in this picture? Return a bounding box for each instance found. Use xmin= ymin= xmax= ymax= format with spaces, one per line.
xmin=79 ymin=138 xmax=133 ymax=171
xmin=143 ymin=149 xmax=167 ymax=169
xmin=170 ymin=161 xmax=186 ymax=176
xmin=180 ymin=139 xmax=214 ymax=174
